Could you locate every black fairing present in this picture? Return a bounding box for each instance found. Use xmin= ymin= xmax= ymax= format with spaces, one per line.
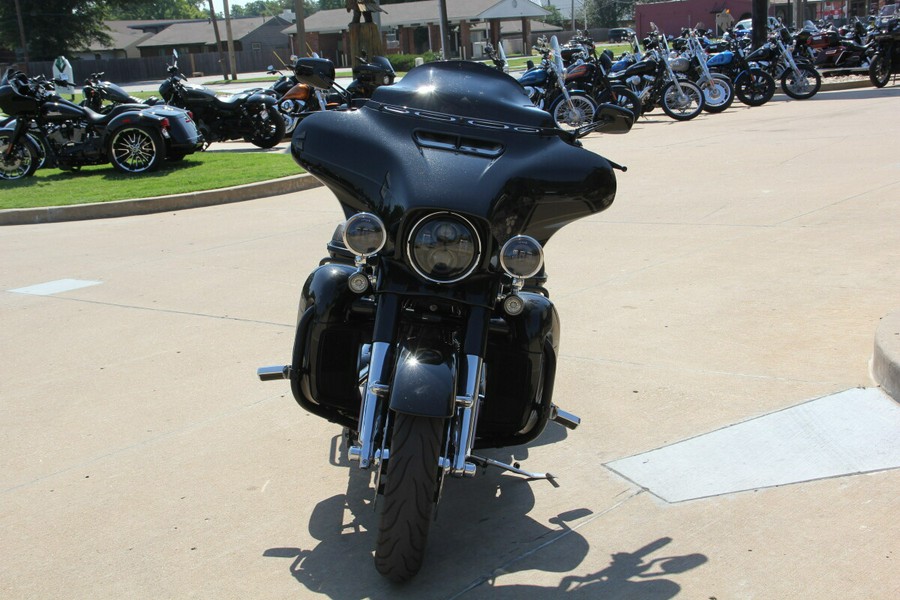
xmin=291 ymin=61 xmax=617 ymax=248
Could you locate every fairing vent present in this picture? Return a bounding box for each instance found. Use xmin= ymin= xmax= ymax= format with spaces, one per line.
xmin=414 ymin=130 xmax=504 ymax=158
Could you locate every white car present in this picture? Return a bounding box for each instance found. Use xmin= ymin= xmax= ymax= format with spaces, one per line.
xmin=734 ymin=16 xmax=781 ymax=35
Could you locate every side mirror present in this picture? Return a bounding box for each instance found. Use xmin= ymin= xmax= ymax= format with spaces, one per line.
xmin=574 ymin=104 xmax=634 ymax=138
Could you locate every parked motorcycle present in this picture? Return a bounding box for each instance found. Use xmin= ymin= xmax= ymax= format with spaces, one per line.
xmin=748 ymin=25 xmax=821 ymax=100
xmin=671 ymin=26 xmax=734 ymax=113
xmin=796 ymin=19 xmax=872 ymax=77
xmin=0 ymin=69 xmax=202 ymax=180
xmin=608 ymin=27 xmax=706 ymax=120
xmin=81 ymin=72 xmax=146 ymax=113
xmin=259 ymin=59 xmax=633 ymax=581
xmin=706 ymin=33 xmax=777 ymax=106
xmin=158 ymin=51 xmax=285 ymax=148
xmin=563 ymin=49 xmax=643 ymax=119
xmin=868 ymin=3 xmax=900 ymax=88
xmin=518 ymin=36 xmax=600 ymax=131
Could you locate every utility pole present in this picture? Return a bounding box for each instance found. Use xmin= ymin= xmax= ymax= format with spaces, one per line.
xmin=223 ymin=0 xmax=238 ymax=80
xmin=751 ymin=0 xmax=768 ymax=49
xmin=293 ymin=1 xmax=306 ymax=56
xmin=438 ymin=0 xmax=451 ymax=59
xmin=13 ymin=0 xmax=29 ymax=70
xmin=207 ymin=0 xmax=229 ymax=81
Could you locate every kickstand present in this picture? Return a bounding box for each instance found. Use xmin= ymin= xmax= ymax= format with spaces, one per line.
xmin=469 ymin=455 xmax=560 ymax=488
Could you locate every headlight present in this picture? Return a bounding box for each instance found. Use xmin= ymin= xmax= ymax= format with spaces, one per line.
xmin=407 ymin=213 xmax=481 ymax=283
xmin=500 ymin=235 xmax=543 ymax=279
xmin=343 ymin=212 xmax=386 ymax=257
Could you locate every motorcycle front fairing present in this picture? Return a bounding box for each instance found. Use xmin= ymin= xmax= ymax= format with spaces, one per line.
xmin=288 ymin=61 xmax=618 ymax=446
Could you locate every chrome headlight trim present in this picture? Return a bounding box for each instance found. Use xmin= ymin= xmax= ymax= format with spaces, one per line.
xmin=343 ymin=212 xmax=386 ymax=257
xmin=406 ymin=212 xmax=482 ymax=284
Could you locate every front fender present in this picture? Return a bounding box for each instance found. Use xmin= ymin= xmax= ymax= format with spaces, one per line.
xmin=389 ymin=334 xmax=458 ymax=418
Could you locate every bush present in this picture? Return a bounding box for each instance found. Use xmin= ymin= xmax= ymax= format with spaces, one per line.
xmin=387 ymin=51 xmax=440 ymax=72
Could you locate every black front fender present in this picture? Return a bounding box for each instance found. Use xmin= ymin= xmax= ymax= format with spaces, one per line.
xmin=389 ymin=334 xmax=458 ymax=418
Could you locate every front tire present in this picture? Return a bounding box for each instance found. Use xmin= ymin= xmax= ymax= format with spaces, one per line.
xmin=735 ymin=69 xmax=776 ymax=106
xmin=699 ymin=74 xmax=734 ymax=113
xmin=548 ymin=91 xmax=598 ymax=131
xmin=374 ymin=413 xmax=443 ymax=582
xmin=869 ymin=54 xmax=892 ymax=88
xmin=246 ymin=108 xmax=286 ymax=149
xmin=108 ymin=126 xmax=166 ymax=173
xmin=781 ymin=66 xmax=821 ymax=100
xmin=0 ymin=133 xmax=40 ymax=180
xmin=661 ymin=80 xmax=704 ymax=120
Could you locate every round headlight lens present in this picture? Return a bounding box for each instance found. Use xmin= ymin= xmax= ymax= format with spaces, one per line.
xmin=500 ymin=235 xmax=543 ymax=279
xmin=343 ymin=212 xmax=386 ymax=257
xmin=408 ymin=213 xmax=480 ymax=283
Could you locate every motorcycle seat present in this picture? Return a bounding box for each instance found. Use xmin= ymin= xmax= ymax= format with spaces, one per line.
xmin=840 ymin=40 xmax=869 ymax=52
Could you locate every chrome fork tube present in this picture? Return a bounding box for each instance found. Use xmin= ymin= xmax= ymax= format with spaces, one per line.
xmin=349 ymin=341 xmax=390 ymax=469
xmin=451 ymin=354 xmax=483 ymax=477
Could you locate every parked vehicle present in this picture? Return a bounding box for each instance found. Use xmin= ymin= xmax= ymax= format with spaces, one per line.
xmin=608 ymin=26 xmax=706 ymax=120
xmin=672 ymin=26 xmax=734 ymax=113
xmin=868 ymin=3 xmax=900 ymax=88
xmin=80 ymin=72 xmax=146 ymax=113
xmin=706 ymin=33 xmax=777 ymax=106
xmin=0 ymin=69 xmax=202 ymax=180
xmin=157 ymin=51 xmax=285 ymax=149
xmin=518 ymin=36 xmax=601 ymax=131
xmin=795 ymin=19 xmax=872 ymax=77
xmin=746 ymin=25 xmax=821 ymax=100
xmin=609 ymin=27 xmax=636 ymax=43
xmin=563 ymin=49 xmax=643 ymax=119
xmin=259 ymin=59 xmax=633 ymax=582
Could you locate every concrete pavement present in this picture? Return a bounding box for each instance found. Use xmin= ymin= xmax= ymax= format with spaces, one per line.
xmin=1 ymin=84 xmax=898 ymax=598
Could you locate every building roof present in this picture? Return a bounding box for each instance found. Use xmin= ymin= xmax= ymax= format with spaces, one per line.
xmin=138 ymin=16 xmax=288 ymax=48
xmin=288 ymin=0 xmax=550 ymax=35
xmin=85 ymin=20 xmax=157 ymax=52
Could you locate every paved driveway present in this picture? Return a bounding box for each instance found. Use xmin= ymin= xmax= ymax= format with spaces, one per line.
xmin=1 ymin=85 xmax=898 ymax=598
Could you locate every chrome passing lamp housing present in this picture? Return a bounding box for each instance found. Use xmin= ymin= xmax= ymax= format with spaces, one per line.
xmin=343 ymin=212 xmax=386 ymax=257
xmin=500 ymin=235 xmax=544 ymax=280
xmin=407 ymin=212 xmax=481 ymax=283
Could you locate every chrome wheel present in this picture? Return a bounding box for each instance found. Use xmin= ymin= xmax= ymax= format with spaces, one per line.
xmin=109 ymin=126 xmax=165 ymax=173
xmin=0 ymin=134 xmax=39 ymax=180
xmin=550 ymin=92 xmax=598 ymax=131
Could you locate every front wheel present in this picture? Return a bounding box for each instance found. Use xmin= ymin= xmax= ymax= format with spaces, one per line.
xmin=108 ymin=125 xmax=166 ymax=173
xmin=548 ymin=91 xmax=598 ymax=131
xmin=781 ymin=66 xmax=821 ymax=100
xmin=735 ymin=69 xmax=776 ymax=106
xmin=246 ymin=107 xmax=286 ymax=148
xmin=598 ymin=86 xmax=643 ymax=121
xmin=0 ymin=133 xmax=40 ymax=180
xmin=869 ymin=54 xmax=892 ymax=88
xmin=660 ymin=80 xmax=705 ymax=121
xmin=698 ymin=74 xmax=734 ymax=113
xmin=374 ymin=413 xmax=443 ymax=582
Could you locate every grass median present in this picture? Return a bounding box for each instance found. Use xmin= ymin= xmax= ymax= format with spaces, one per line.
xmin=0 ymin=151 xmax=302 ymax=210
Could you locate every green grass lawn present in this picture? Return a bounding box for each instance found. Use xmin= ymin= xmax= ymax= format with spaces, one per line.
xmin=0 ymin=151 xmax=302 ymax=210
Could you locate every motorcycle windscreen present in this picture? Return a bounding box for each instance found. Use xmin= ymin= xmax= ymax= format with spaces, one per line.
xmin=292 ymin=61 xmax=617 ymax=245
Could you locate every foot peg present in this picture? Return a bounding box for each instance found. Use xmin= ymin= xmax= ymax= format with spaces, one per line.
xmin=550 ymin=405 xmax=581 ymax=430
xmin=469 ymin=455 xmax=560 ymax=487
xmin=257 ymin=365 xmax=291 ymax=381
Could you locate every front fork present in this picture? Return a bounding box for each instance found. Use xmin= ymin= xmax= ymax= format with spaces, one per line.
xmin=349 ymin=346 xmax=484 ymax=479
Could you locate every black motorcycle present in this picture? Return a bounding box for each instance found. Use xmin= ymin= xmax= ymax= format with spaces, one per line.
xmin=869 ymin=3 xmax=900 ymax=88
xmin=158 ymin=51 xmax=285 ymax=149
xmin=0 ymin=69 xmax=202 ymax=180
xmin=81 ymin=72 xmax=146 ymax=113
xmin=258 ymin=60 xmax=633 ymax=581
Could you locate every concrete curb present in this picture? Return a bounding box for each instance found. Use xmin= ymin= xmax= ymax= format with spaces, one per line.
xmin=873 ymin=311 xmax=900 ymax=401
xmin=0 ymin=173 xmax=323 ymax=226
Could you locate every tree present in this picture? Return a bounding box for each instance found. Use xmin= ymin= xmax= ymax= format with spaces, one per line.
xmin=2 ymin=0 xmax=104 ymax=60
xmin=105 ymin=0 xmax=206 ymax=20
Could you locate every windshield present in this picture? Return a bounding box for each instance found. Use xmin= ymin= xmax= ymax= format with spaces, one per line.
xmin=370 ymin=55 xmax=394 ymax=74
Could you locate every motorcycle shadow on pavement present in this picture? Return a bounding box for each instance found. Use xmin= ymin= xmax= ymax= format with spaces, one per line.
xmin=263 ymin=424 xmax=706 ymax=598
